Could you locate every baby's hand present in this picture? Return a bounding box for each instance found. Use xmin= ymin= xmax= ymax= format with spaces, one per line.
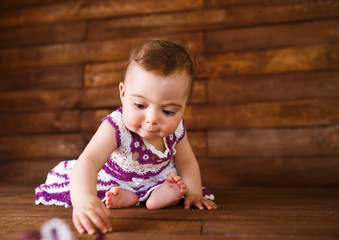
xmin=72 ymin=195 xmax=112 ymax=234
xmin=184 ymin=193 xmax=218 ymax=210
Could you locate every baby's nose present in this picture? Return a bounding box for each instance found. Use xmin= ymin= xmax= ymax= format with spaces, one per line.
xmin=145 ymin=110 xmax=158 ymax=125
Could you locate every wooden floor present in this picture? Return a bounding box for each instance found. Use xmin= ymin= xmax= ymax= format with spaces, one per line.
xmin=0 ymin=184 xmax=338 ymax=240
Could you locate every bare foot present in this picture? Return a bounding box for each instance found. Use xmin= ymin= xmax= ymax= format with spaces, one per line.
xmin=105 ymin=187 xmax=138 ymax=209
xmin=146 ymin=173 xmax=187 ymax=209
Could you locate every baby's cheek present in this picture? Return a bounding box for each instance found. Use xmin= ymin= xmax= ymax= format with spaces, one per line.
xmin=123 ymin=113 xmax=140 ymax=131
xmin=163 ymin=122 xmax=180 ymax=136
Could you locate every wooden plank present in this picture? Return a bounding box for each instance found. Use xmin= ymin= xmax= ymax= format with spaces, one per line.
xmin=207 ymin=0 xmax=338 ymax=7
xmin=187 ymin=131 xmax=206 ymax=158
xmin=87 ymin=9 xmax=227 ymax=40
xmin=198 ymin=44 xmax=339 ymax=78
xmin=198 ymin=157 xmax=339 ymax=187
xmin=0 ymin=22 xmax=86 ymax=48
xmin=207 ymin=126 xmax=339 ymax=158
xmin=0 ymin=89 xmax=80 ymax=112
xmin=84 ymin=60 xmax=128 ymax=87
xmin=89 ymin=11 xmax=339 ymax=42
xmin=0 ymin=210 xmax=201 ymax=235
xmin=0 ymin=87 xmax=120 ymax=112
xmin=0 ymin=33 xmax=203 ymax=68
xmin=85 ymin=233 xmax=227 ymax=240
xmin=211 ymin=187 xmax=339 ymax=213
xmin=109 ymin=219 xmax=201 ymax=234
xmin=184 ymin=98 xmax=339 ymax=129
xmin=190 ymin=80 xmax=206 ymax=104
xmin=0 ymin=0 xmax=60 ymax=9
xmin=207 ymin=0 xmax=339 ymax=24
xmin=0 ymin=0 xmax=203 ymax=28
xmin=0 ymin=38 xmax=140 ymax=69
xmin=0 ymin=134 xmax=85 ymax=160
xmin=81 ymin=232 xmax=336 ymax=240
xmin=203 ymin=219 xmax=339 ymax=238
xmin=207 ymin=71 xmax=339 ymax=104
xmin=206 ymin=19 xmax=339 ymax=53
xmin=81 ymin=86 xmax=121 ymax=109
xmin=81 ymin=110 xmax=112 ymax=132
xmin=206 ymin=0 xmax=286 ymax=7
xmin=0 ymin=65 xmax=82 ymax=91
xmin=0 ymin=111 xmax=80 ymax=135
xmin=0 ymin=159 xmax=63 ymax=185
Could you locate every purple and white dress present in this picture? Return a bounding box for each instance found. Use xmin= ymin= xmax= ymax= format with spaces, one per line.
xmin=35 ymin=107 xmax=185 ymax=207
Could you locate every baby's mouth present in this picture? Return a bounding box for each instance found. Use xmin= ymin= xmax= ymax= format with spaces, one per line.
xmin=143 ymin=129 xmax=157 ymax=133
xmin=142 ymin=125 xmax=158 ymax=133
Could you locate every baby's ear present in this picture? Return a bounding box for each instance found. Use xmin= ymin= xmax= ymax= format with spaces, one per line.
xmin=119 ymin=82 xmax=125 ymax=99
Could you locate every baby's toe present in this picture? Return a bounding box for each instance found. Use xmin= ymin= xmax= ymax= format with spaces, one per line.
xmin=167 ymin=174 xmax=176 ymax=183
xmin=105 ymin=191 xmax=111 ymax=198
xmin=173 ymin=175 xmax=182 ymax=182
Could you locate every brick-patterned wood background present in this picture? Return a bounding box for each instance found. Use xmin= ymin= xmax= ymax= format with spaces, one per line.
xmin=0 ymin=0 xmax=338 ymax=187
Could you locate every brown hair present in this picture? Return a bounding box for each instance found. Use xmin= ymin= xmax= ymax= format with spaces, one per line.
xmin=127 ymin=39 xmax=195 ymax=96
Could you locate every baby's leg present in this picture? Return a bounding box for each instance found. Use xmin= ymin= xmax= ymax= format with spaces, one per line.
xmin=105 ymin=187 xmax=138 ymax=209
xmin=146 ymin=173 xmax=187 ymax=209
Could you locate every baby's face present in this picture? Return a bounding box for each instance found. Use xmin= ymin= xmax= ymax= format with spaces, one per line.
xmin=120 ymin=63 xmax=190 ymax=140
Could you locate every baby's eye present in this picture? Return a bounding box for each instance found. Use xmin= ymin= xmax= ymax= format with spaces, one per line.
xmin=134 ymin=103 xmax=145 ymax=109
xmin=162 ymin=109 xmax=175 ymax=116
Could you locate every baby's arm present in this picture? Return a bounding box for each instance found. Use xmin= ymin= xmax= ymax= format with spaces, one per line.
xmin=70 ymin=120 xmax=118 ymax=234
xmin=174 ymin=132 xmax=217 ymax=210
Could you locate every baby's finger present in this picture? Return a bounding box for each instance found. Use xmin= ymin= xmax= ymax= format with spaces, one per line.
xmin=73 ymin=214 xmax=85 ymax=234
xmin=102 ymin=204 xmax=111 ymax=218
xmin=209 ymin=201 xmax=218 ymax=209
xmin=79 ymin=212 xmax=96 ymax=234
xmin=97 ymin=205 xmax=112 ymax=231
xmin=193 ymin=200 xmax=204 ymax=210
xmin=184 ymin=198 xmax=191 ymax=209
xmin=87 ymin=208 xmax=111 ymax=233
xmin=202 ymin=200 xmax=213 ymax=210
xmin=202 ymin=199 xmax=218 ymax=210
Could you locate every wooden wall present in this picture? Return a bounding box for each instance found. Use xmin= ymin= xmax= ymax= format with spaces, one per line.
xmin=0 ymin=0 xmax=339 ymax=187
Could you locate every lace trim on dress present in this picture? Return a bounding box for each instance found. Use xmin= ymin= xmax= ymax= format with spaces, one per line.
xmin=143 ymin=137 xmax=169 ymax=158
xmin=130 ymin=133 xmax=175 ymax=165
